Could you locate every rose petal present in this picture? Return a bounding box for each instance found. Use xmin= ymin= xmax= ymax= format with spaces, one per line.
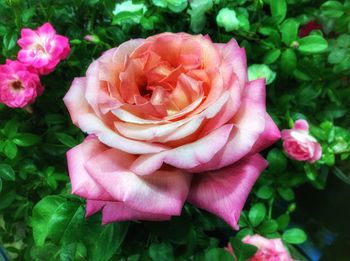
xmin=131 ymin=123 xmax=233 ymax=175
xmin=187 ymin=154 xmax=268 ymax=230
xmin=190 ymin=79 xmax=267 ymax=172
xmin=215 ymin=39 xmax=247 ymax=89
xmin=77 ymin=113 xmax=170 ymax=154
xmin=66 ymin=136 xmax=112 ymax=200
xmin=63 ymin=77 xmax=93 ymax=126
xmin=249 ymin=114 xmax=281 ymax=154
xmin=84 ymin=148 xmax=192 ymax=216
xmin=294 ymin=119 xmax=309 ymax=131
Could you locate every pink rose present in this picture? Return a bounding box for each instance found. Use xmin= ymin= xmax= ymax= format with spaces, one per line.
xmin=0 ymin=59 xmax=43 ymax=108
xmin=243 ymin=235 xmax=294 ymax=261
xmin=63 ymin=33 xmax=280 ymax=228
xmin=17 ymin=22 xmax=70 ymax=75
xmin=282 ymin=119 xmax=322 ymax=163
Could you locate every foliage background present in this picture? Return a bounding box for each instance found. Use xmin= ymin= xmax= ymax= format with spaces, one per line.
xmin=0 ymin=0 xmax=350 ymax=260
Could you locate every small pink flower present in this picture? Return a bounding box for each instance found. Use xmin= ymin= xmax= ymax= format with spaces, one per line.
xmin=282 ymin=119 xmax=322 ymax=163
xmin=0 ymin=60 xmax=43 ymax=108
xmin=17 ymin=22 xmax=70 ymax=75
xmin=243 ymin=234 xmax=294 ymax=261
xmin=84 ymin=35 xmax=100 ymax=43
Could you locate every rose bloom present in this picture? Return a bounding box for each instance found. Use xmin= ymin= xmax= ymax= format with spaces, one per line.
xmin=0 ymin=59 xmax=43 ymax=108
xmin=282 ymin=119 xmax=322 ymax=163
xmin=243 ymin=235 xmax=294 ymax=261
xmin=64 ymin=33 xmax=280 ymax=228
xmin=17 ymin=22 xmax=70 ymax=75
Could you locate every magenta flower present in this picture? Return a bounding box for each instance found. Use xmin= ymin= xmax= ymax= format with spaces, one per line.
xmin=243 ymin=234 xmax=294 ymax=261
xmin=282 ymin=119 xmax=322 ymax=163
xmin=17 ymin=22 xmax=70 ymax=75
xmin=63 ymin=33 xmax=280 ymax=229
xmin=0 ymin=60 xmax=43 ymax=108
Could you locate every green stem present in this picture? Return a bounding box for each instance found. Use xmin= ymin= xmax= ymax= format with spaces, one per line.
xmin=268 ymin=197 xmax=274 ymax=218
xmin=39 ymin=0 xmax=48 ymax=20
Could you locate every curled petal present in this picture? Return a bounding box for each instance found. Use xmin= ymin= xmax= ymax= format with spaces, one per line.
xmin=63 ymin=77 xmax=93 ymax=126
xmin=131 ymin=124 xmax=233 ymax=175
xmin=77 ymin=113 xmax=169 ymax=154
xmin=191 ymin=79 xmax=266 ymax=172
xmin=187 ymin=154 xmax=268 ymax=230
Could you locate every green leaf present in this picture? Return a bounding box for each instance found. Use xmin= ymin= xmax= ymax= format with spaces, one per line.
xmin=277 ymin=214 xmax=290 ymax=230
xmin=263 ymin=49 xmax=281 ymax=64
xmin=324 ymin=147 xmax=335 ymax=166
xmin=230 ymin=237 xmax=257 ymax=261
xmin=328 ymin=48 xmax=347 ymax=64
xmin=32 ymin=197 xmax=85 ymax=246
xmin=60 ymin=243 xmax=77 ymax=261
xmin=0 ymin=178 xmax=2 ymax=193
xmin=259 ymin=219 xmax=279 ymax=234
xmin=188 ymin=0 xmax=213 ymax=33
xmin=282 ymin=228 xmax=307 ymax=244
xmin=281 ymin=48 xmax=297 ymax=74
xmin=32 ymin=196 xmax=67 ymax=246
xmin=3 ymin=31 xmax=18 ymax=51
xmin=152 ymin=0 xmax=167 ymax=8
xmin=0 ymin=190 xmax=16 ymax=210
xmin=270 ymin=0 xmax=287 ymax=24
xmin=267 ymin=148 xmax=287 ymax=173
xmin=13 ymin=133 xmax=41 ymax=147
xmin=281 ymin=19 xmax=300 ymax=46
xmin=149 ymin=242 xmax=174 ymax=261
xmin=248 ymin=203 xmax=266 ymax=227
xmin=3 ymin=118 xmax=19 ymax=138
xmin=277 ymin=188 xmax=295 ymax=201
xmin=336 ymin=34 xmax=350 ymax=47
xmin=304 ymin=163 xmax=318 ymax=181
xmin=56 ymin=133 xmax=78 ymax=148
xmin=3 ymin=140 xmax=17 ymax=159
xmin=0 ymin=164 xmax=15 ymax=181
xmin=60 ymin=206 xmax=85 ymax=244
xmin=91 ymin=222 xmax=129 ymax=261
xmin=321 ymin=1 xmax=344 ymax=18
xmin=167 ymin=0 xmax=187 ymax=13
xmin=204 ymin=248 xmax=234 ymax=261
xmin=256 ymin=185 xmax=274 ymax=199
xmin=21 ymin=8 xmax=35 ymax=23
xmin=298 ymin=35 xmax=328 ymax=54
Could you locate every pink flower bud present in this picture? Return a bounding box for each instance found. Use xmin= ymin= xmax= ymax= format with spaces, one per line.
xmin=243 ymin=234 xmax=295 ymax=261
xmin=282 ymin=119 xmax=322 ymax=163
xmin=84 ymin=34 xmax=100 ymax=43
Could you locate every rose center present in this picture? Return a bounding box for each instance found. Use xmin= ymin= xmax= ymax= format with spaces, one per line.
xmin=34 ymin=44 xmax=46 ymax=55
xmin=11 ymin=80 xmax=24 ymax=92
xmin=139 ymin=82 xmax=153 ymax=99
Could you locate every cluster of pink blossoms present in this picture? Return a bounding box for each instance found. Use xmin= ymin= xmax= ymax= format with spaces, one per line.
xmin=0 ymin=23 xmax=70 ymax=109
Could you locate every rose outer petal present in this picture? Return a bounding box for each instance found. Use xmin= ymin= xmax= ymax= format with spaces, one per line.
xmin=187 ymin=154 xmax=268 ymax=230
xmin=84 ymin=146 xmax=192 ymax=216
xmin=66 ymin=135 xmax=113 ymax=201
